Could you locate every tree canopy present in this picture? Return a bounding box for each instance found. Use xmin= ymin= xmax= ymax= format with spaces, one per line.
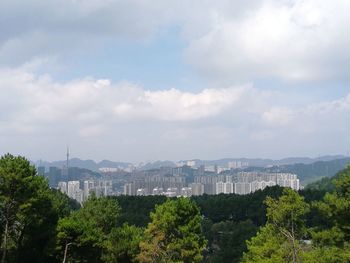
xmin=137 ymin=198 xmax=207 ymax=263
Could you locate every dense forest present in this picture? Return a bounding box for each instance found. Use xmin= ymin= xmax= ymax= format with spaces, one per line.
xmin=0 ymin=154 xmax=349 ymax=262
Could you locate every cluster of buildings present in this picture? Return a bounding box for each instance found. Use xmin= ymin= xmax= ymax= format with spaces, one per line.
xmin=40 ymin=154 xmax=300 ymax=201
xmin=58 ymin=180 xmax=113 ymax=203
xmin=123 ymin=171 xmax=300 ymax=197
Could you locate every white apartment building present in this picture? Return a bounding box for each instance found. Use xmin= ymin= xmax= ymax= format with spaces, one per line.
xmin=216 ymin=181 xmax=225 ymax=194
xmin=216 ymin=182 xmax=234 ymax=194
xmin=83 ymin=180 xmax=95 ymax=201
xmin=123 ymin=183 xmax=134 ymax=195
xmin=58 ymin=181 xmax=67 ymax=194
xmin=67 ymin=181 xmax=80 ymax=199
xmin=251 ymin=180 xmax=276 ymax=192
xmin=224 ymin=182 xmax=234 ymax=194
xmin=235 ymin=182 xmax=251 ymax=195
xmin=190 ymin=183 xmax=204 ymax=196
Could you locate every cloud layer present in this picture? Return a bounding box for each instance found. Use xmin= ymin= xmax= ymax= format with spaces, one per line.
xmin=2 ymin=0 xmax=350 ymax=83
xmin=1 ymin=66 xmax=349 ymax=161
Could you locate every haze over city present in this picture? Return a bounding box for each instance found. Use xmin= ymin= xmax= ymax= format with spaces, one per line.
xmin=1 ymin=0 xmax=350 ymax=162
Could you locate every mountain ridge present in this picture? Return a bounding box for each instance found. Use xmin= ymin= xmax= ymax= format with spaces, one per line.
xmin=33 ymin=155 xmax=347 ymax=171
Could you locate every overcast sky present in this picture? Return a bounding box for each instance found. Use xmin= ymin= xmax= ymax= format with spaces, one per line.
xmin=1 ymin=0 xmax=350 ymax=162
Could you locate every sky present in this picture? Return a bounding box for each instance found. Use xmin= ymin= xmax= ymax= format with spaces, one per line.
xmin=0 ymin=0 xmax=350 ymax=163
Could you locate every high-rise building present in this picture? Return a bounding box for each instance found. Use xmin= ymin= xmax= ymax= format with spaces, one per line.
xmin=216 ymin=181 xmax=233 ymax=194
xmin=224 ymin=182 xmax=234 ymax=194
xmin=198 ymin=165 xmax=205 ymax=176
xmin=83 ymin=180 xmax=95 ymax=201
xmin=75 ymin=189 xmax=84 ymax=204
xmin=216 ymin=181 xmax=225 ymax=194
xmin=234 ymin=182 xmax=251 ymax=195
xmin=67 ymin=181 xmax=80 ymax=199
xmin=190 ymin=183 xmax=204 ymax=196
xmin=123 ymin=183 xmax=134 ymax=195
xmin=58 ymin=181 xmax=67 ymax=194
xmin=48 ymin=166 xmax=62 ymax=187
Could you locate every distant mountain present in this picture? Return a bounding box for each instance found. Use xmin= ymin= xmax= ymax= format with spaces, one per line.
xmin=33 ymin=155 xmax=348 ymax=176
xmin=179 ymin=155 xmax=347 ymax=168
xmin=262 ymin=157 xmax=350 ymax=184
xmin=138 ymin=160 xmax=177 ymax=170
xmin=34 ymin=158 xmax=132 ymax=171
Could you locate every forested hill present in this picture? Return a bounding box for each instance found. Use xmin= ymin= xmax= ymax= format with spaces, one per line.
xmin=262 ymin=157 xmax=350 ymax=184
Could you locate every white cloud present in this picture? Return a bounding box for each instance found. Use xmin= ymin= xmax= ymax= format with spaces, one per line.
xmin=0 ymin=66 xmax=349 ymax=161
xmin=262 ymin=107 xmax=295 ymax=126
xmin=184 ymin=0 xmax=350 ymax=82
xmin=2 ymin=0 xmax=350 ymax=83
xmin=0 ymin=66 xmax=251 ymax=128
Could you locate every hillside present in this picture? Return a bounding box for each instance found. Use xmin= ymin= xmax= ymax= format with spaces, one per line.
xmin=263 ymin=157 xmax=350 ymax=184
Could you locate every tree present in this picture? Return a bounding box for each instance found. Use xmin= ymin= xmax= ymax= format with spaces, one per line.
xmin=302 ymin=167 xmax=350 ymax=262
xmin=0 ymin=154 xmax=37 ymax=262
xmin=243 ymin=188 xmax=310 ymax=263
xmin=0 ymin=154 xmax=76 ymax=263
xmin=102 ymin=223 xmax=143 ymax=263
xmin=137 ymin=198 xmax=207 ymax=263
xmin=204 ymin=220 xmax=257 ymax=263
xmin=314 ymin=166 xmax=350 ymax=242
xmin=56 ymin=195 xmax=120 ymax=262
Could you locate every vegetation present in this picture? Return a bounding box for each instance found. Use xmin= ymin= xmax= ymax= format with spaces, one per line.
xmin=243 ymin=166 xmax=350 ymax=262
xmin=137 ymin=198 xmax=207 ymax=263
xmin=1 ymin=153 xmax=350 ymax=263
xmin=242 ymin=188 xmax=310 ymax=262
xmin=0 ymin=154 xmax=78 ymax=263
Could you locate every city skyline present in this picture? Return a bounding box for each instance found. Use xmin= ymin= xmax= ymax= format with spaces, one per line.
xmin=1 ymin=0 xmax=350 ymax=162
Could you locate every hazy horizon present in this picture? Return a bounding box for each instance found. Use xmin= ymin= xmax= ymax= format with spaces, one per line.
xmin=29 ymin=153 xmax=349 ymax=165
xmin=1 ymin=0 xmax=350 ymax=162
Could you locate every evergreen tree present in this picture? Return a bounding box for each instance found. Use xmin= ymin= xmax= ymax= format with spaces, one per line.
xmin=242 ymin=188 xmax=309 ymax=263
xmin=0 ymin=154 xmax=68 ymax=263
xmin=303 ymin=167 xmax=350 ymax=262
xmin=137 ymin=198 xmax=207 ymax=263
xmin=102 ymin=223 xmax=143 ymax=263
xmin=57 ymin=196 xmax=120 ymax=262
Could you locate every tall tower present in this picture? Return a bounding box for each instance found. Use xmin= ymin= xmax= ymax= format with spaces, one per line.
xmin=61 ymin=147 xmax=70 ymax=182
xmin=66 ymin=146 xmax=70 ymax=179
xmin=66 ymin=147 xmax=69 ymax=169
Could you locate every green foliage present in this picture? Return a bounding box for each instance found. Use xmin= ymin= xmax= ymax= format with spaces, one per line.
xmin=265 ymin=188 xmax=310 ymax=239
xmin=243 ymin=167 xmax=350 ymax=263
xmin=243 ymin=188 xmax=310 ymax=263
xmin=306 ymin=166 xmax=350 ymax=259
xmin=204 ymin=220 xmax=258 ymax=263
xmin=0 ymin=154 xmax=72 ymax=263
xmin=2 ymin=153 xmax=348 ymax=263
xmin=192 ymin=186 xmax=284 ymax=225
xmin=56 ymin=196 xmax=120 ymax=262
xmin=114 ymin=195 xmax=167 ymax=227
xmin=305 ymin=177 xmax=334 ymax=192
xmin=137 ymin=198 xmax=207 ymax=263
xmin=301 ymin=244 xmax=350 ymax=263
xmin=102 ymin=223 xmax=144 ymax=263
xmin=242 ymin=224 xmax=287 ymax=263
